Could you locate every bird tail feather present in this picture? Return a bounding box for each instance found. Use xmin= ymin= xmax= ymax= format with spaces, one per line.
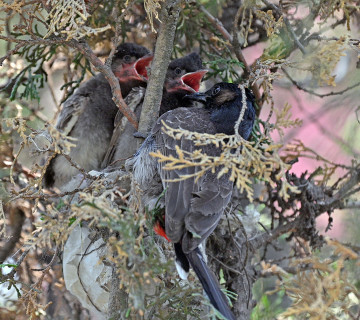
xmin=186 ymin=248 xmax=236 ymax=320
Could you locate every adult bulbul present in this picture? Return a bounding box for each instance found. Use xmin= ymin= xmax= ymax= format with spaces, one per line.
xmin=127 ymin=82 xmax=256 ymax=320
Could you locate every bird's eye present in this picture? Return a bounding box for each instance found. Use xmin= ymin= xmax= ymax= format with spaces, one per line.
xmin=175 ymin=67 xmax=182 ymax=75
xmin=212 ymin=86 xmax=221 ymax=96
xmin=123 ymin=55 xmax=131 ymax=63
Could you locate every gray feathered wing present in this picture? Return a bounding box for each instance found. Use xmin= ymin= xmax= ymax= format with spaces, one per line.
xmin=101 ymin=87 xmax=146 ymax=169
xmin=55 ymin=90 xmax=88 ymax=135
xmin=44 ymin=74 xmax=118 ymax=188
xmin=154 ymin=107 xmax=233 ymax=254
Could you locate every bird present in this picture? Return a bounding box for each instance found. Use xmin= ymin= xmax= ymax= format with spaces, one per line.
xmin=101 ymin=52 xmax=207 ymax=168
xmin=126 ymin=82 xmax=256 ymax=320
xmin=43 ymin=43 xmax=152 ymax=189
xmin=160 ymin=52 xmax=207 ymax=114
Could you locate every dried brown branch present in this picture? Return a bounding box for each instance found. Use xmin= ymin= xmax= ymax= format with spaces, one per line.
xmin=61 ymin=153 xmax=97 ymax=182
xmin=31 ymin=246 xmax=58 ymax=272
xmin=199 ymin=5 xmax=232 ymax=42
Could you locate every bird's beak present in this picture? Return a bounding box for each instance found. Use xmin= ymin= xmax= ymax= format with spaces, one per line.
xmin=181 ymin=70 xmax=208 ymax=92
xmin=166 ymin=70 xmax=208 ymax=93
xmin=183 ymin=92 xmax=209 ymax=103
xmin=134 ymin=55 xmax=153 ymax=80
xmin=115 ymin=55 xmax=153 ymax=82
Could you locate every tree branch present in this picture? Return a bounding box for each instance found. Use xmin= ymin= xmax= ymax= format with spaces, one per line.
xmin=198 ymin=5 xmax=263 ymax=110
xmin=199 ymin=5 xmax=232 ymax=41
xmin=282 ymin=67 xmax=360 ymax=98
xmin=68 ymin=40 xmax=139 ymax=129
xmin=0 ymin=32 xmax=139 ymax=129
xmin=106 ymin=0 xmax=136 ymax=68
xmin=261 ymin=0 xmax=307 ymax=54
xmin=249 ymin=167 xmax=360 ymax=250
xmin=330 ymin=168 xmax=360 ymax=205
xmin=137 ymin=0 xmax=182 ymax=137
xmin=0 ymin=36 xmax=65 ymax=66
xmin=107 ymin=1 xmax=182 ymax=317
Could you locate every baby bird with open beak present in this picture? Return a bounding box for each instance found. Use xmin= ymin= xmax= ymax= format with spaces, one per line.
xmin=44 ymin=43 xmax=153 ymax=189
xmin=102 ymin=51 xmax=207 ymax=168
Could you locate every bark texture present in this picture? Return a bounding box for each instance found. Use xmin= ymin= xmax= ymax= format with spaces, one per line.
xmin=106 ymin=1 xmax=182 ymax=317
xmin=137 ymin=0 xmax=182 ymax=140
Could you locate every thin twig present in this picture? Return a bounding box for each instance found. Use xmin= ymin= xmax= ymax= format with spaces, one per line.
xmin=207 ymin=252 xmax=243 ymax=275
xmin=77 ymin=235 xmax=103 ymax=312
xmin=0 ymin=31 xmax=140 ymax=128
xmin=261 ymin=0 xmax=307 ymax=54
xmin=0 ymin=36 xmax=66 ymax=65
xmin=285 ymin=88 xmax=360 ymax=157
xmin=199 ymin=5 xmax=263 ymax=109
xmin=61 ymin=153 xmax=97 ymax=181
xmin=330 ymin=8 xmax=357 ymax=29
xmin=68 ymin=40 xmax=139 ymax=129
xmin=282 ymin=67 xmax=360 ymax=98
xmin=249 ymin=166 xmax=360 ymax=250
xmin=31 ymin=246 xmax=59 ymax=271
xmin=106 ymin=0 xmax=136 ymax=68
xmin=199 ymin=5 xmax=232 ymax=41
xmin=0 ymin=246 xmax=32 ymax=282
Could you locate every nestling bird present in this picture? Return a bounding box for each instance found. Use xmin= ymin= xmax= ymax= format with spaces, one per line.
xmin=44 ymin=43 xmax=152 ymax=189
xmin=160 ymin=52 xmax=207 ymax=114
xmin=102 ymin=52 xmax=207 ymax=168
xmin=127 ymin=82 xmax=256 ymax=320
